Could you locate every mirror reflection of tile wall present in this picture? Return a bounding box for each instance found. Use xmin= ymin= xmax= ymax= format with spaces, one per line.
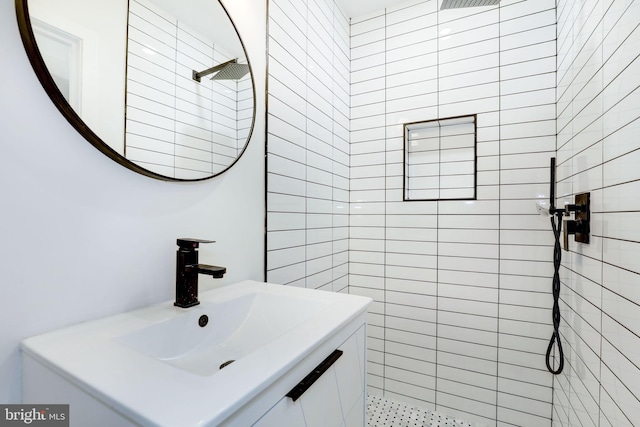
xmin=126 ymin=0 xmax=248 ymax=179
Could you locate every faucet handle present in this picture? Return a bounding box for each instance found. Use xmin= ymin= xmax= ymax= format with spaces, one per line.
xmin=195 ymin=264 xmax=227 ymax=278
xmin=177 ymin=238 xmax=216 ymax=249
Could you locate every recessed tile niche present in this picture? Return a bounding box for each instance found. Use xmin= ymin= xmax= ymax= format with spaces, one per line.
xmin=404 ymin=115 xmax=477 ymax=201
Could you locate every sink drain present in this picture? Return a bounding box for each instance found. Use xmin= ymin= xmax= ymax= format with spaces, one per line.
xmin=219 ymin=360 xmax=235 ymax=370
xmin=198 ymin=315 xmax=208 ymax=327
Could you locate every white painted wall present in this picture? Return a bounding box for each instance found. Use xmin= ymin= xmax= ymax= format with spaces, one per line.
xmin=0 ymin=0 xmax=265 ymax=403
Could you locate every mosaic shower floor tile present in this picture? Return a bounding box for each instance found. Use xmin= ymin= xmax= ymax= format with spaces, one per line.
xmin=367 ymin=395 xmax=477 ymax=427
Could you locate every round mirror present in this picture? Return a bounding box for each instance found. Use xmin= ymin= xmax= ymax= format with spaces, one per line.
xmin=16 ymin=0 xmax=256 ymax=181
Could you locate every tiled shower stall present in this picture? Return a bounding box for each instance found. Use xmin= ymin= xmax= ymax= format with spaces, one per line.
xmin=266 ymin=0 xmax=639 ymax=426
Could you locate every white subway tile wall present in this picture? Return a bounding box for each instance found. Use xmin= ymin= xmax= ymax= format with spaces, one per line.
xmin=268 ymin=0 xmax=639 ymax=426
xmin=554 ymin=0 xmax=640 ymax=426
xmin=266 ymin=0 xmax=350 ymax=291
xmin=348 ymin=0 xmax=556 ymax=425
xmin=126 ymin=0 xmax=248 ymax=179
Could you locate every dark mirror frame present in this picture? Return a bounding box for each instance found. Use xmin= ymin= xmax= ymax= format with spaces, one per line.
xmin=15 ymin=0 xmax=257 ymax=182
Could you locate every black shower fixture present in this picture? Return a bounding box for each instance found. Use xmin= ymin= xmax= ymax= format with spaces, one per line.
xmin=543 ymin=158 xmax=591 ymax=375
xmin=192 ymin=59 xmax=250 ymax=82
xmin=562 ymin=192 xmax=590 ymax=251
xmin=440 ymin=0 xmax=500 ymax=9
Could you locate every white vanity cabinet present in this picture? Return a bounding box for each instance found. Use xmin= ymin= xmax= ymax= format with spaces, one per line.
xmin=23 ymin=323 xmax=367 ymax=427
xmin=252 ymin=326 xmax=366 ymax=427
xmin=21 ymin=281 xmax=371 ymax=427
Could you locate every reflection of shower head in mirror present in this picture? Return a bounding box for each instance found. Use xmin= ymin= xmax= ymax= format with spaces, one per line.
xmin=16 ymin=0 xmax=256 ymax=182
xmin=192 ymin=59 xmax=250 ymax=82
xmin=440 ymin=0 xmax=500 ymax=9
xmin=210 ymin=62 xmax=250 ymax=81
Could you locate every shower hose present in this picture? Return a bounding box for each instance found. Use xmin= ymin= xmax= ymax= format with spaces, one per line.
xmin=545 ymin=212 xmax=564 ymax=375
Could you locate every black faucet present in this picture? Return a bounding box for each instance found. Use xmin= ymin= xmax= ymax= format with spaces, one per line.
xmin=175 ymin=238 xmax=227 ymax=308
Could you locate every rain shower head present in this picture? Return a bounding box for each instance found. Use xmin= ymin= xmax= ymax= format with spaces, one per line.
xmin=210 ymin=62 xmax=249 ymax=81
xmin=440 ymin=0 xmax=500 ymax=9
xmin=192 ymin=59 xmax=250 ymax=82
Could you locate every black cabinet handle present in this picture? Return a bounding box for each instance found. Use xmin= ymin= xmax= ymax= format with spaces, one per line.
xmin=286 ymin=350 xmax=343 ymax=402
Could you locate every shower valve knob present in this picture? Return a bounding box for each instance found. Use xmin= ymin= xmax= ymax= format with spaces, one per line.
xmin=564 ymin=203 xmax=585 ymax=214
xmin=563 ymin=220 xmax=576 ymax=251
xmin=562 ymin=192 xmax=591 ymax=251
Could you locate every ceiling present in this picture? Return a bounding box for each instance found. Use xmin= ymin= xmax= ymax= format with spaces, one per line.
xmin=337 ymin=0 xmax=427 ymax=18
xmin=150 ymin=0 xmax=245 ymax=57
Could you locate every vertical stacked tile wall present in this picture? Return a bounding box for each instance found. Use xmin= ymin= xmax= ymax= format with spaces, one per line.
xmin=126 ymin=0 xmax=246 ymax=179
xmin=266 ymin=0 xmax=350 ymax=291
xmin=554 ymin=0 xmax=640 ymax=425
xmin=349 ymin=0 xmax=557 ymax=425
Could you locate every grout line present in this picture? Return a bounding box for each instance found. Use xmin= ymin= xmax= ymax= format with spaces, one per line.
xmin=597 ymin=0 xmax=604 ymax=422
xmin=434 ymin=1 xmax=440 ymax=413
xmin=495 ymin=2 xmax=501 ymax=420
xmin=264 ymin=0 xmax=270 ymax=282
xmin=383 ymin=5 xmax=388 ymax=398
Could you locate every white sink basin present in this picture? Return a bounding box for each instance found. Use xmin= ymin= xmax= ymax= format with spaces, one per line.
xmin=21 ymin=280 xmax=371 ymax=427
xmin=115 ymin=288 xmax=331 ymax=376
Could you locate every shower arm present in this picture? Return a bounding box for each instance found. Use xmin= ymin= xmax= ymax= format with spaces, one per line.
xmin=192 ymin=59 xmax=237 ymax=82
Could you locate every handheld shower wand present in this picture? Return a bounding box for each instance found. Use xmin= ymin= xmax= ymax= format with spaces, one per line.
xmin=545 ymin=157 xmax=564 ymax=375
xmin=540 ymin=159 xmax=590 ymax=374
